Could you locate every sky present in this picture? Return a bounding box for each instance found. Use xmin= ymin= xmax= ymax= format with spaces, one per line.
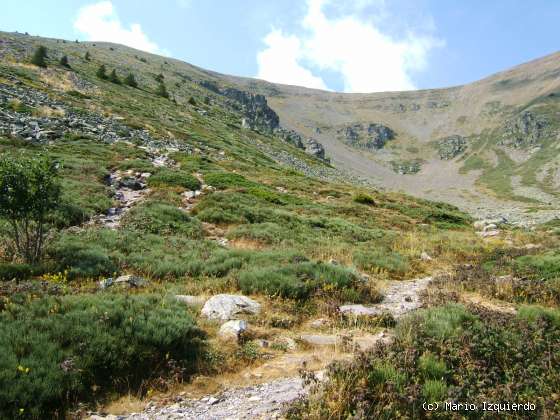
xmin=1 ymin=0 xmax=559 ymax=93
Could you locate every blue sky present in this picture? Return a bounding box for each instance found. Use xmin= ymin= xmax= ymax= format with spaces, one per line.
xmin=1 ymin=0 xmax=559 ymax=92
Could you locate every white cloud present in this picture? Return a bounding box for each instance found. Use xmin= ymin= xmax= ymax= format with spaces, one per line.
xmin=256 ymin=30 xmax=328 ymax=90
xmin=74 ymin=1 xmax=161 ymax=54
xmin=256 ymin=0 xmax=443 ymax=92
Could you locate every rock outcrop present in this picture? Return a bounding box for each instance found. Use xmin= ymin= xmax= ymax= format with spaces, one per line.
xmin=501 ymin=111 xmax=550 ymax=148
xmin=337 ymin=123 xmax=394 ymax=150
xmin=275 ymin=128 xmax=328 ymax=161
xmin=438 ymin=135 xmax=467 ymax=159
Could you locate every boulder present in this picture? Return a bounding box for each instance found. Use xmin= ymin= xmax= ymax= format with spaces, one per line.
xmin=201 ymin=294 xmax=261 ymax=320
xmin=218 ymin=320 xmax=248 ymax=342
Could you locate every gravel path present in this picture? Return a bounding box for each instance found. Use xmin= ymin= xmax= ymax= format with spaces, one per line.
xmin=92 ymin=377 xmax=305 ymax=420
xmin=91 ymin=277 xmax=433 ymax=420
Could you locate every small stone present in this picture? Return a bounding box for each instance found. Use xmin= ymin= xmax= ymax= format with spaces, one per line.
xmin=218 ymin=319 xmax=248 ymax=341
xmin=309 ymin=318 xmax=329 ymax=329
xmin=420 ymin=251 xmax=433 ymax=261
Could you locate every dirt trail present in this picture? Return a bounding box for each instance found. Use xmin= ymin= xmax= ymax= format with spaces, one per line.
xmin=93 ymin=277 xmax=433 ymax=420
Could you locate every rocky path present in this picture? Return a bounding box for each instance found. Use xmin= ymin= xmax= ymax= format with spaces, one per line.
xmin=93 ymin=276 xmax=432 ymax=420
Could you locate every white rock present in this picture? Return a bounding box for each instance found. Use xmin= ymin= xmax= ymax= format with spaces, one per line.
xmin=309 ymin=318 xmax=329 ymax=329
xmin=218 ymin=320 xmax=248 ymax=341
xmin=201 ymin=294 xmax=261 ymax=320
xmin=420 ymin=251 xmax=433 ymax=261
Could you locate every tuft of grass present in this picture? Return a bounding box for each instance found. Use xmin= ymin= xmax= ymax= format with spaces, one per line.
xmin=422 ymin=379 xmax=448 ymax=403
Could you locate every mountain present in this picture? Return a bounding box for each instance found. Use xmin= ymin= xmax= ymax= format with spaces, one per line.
xmin=225 ymin=52 xmax=560 ymax=224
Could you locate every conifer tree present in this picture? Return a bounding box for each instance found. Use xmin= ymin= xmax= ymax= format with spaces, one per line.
xmin=109 ymin=69 xmax=121 ymax=84
xmin=156 ymin=81 xmax=169 ymax=98
xmin=96 ymin=64 xmax=108 ymax=79
xmin=59 ymin=55 xmax=70 ymax=68
xmin=31 ymin=45 xmax=47 ymax=67
xmin=124 ymin=73 xmax=138 ymax=88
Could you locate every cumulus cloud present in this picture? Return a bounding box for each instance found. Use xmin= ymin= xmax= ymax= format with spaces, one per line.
xmin=256 ymin=30 xmax=328 ymax=90
xmin=256 ymin=0 xmax=442 ymax=92
xmin=74 ymin=1 xmax=161 ymax=53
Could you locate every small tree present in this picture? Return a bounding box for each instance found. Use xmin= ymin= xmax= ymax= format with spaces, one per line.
xmin=154 ymin=73 xmax=164 ymax=83
xmin=96 ymin=64 xmax=107 ymax=79
xmin=109 ymin=69 xmax=121 ymax=84
xmin=156 ymin=81 xmax=169 ymax=98
xmin=84 ymin=51 xmax=91 ymax=61
xmin=31 ymin=45 xmax=47 ymax=67
xmin=59 ymin=55 xmax=71 ymax=68
xmin=0 ymin=154 xmax=61 ymax=264
xmin=124 ymin=73 xmax=138 ymax=88
xmin=188 ymin=96 xmax=197 ymax=106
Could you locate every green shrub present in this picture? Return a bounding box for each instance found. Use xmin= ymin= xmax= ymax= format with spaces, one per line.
xmin=238 ymin=262 xmax=358 ymax=300
xmin=422 ymin=379 xmax=448 ymax=403
xmin=369 ymin=362 xmax=406 ymax=392
xmin=123 ymin=201 xmax=203 ymax=237
xmin=353 ymin=192 xmax=376 ymax=206
xmin=517 ymin=305 xmax=560 ymax=328
xmin=204 ymin=172 xmax=255 ymax=190
xmin=419 ymin=353 xmax=447 ymax=379
xmin=353 ymin=249 xmax=409 ymax=276
xmin=514 ymin=252 xmax=560 ymax=280
xmin=147 ymin=169 xmax=201 ymax=190
xmin=0 ymin=263 xmax=33 ymax=281
xmin=49 ymin=241 xmax=116 ymax=280
xmin=290 ymin=305 xmax=560 ymax=418
xmin=30 ymin=45 xmax=47 ymax=67
xmin=0 ymin=294 xmax=206 ymax=418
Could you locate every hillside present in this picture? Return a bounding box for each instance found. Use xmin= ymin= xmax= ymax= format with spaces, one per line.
xmin=226 ymin=52 xmax=560 ymax=225
xmin=0 ymin=31 xmax=559 ymax=419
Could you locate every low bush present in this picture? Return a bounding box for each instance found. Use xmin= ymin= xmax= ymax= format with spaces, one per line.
xmin=147 ymin=169 xmax=201 ymax=190
xmin=122 ymin=201 xmax=203 ymax=237
xmin=0 ymin=294 xmax=206 ymax=418
xmin=352 ymin=192 xmax=376 ymax=206
xmin=48 ymin=241 xmax=117 ymax=280
xmin=353 ymin=248 xmax=409 ymax=276
xmin=514 ymin=252 xmax=560 ymax=280
xmin=204 ymin=172 xmax=255 ymax=190
xmin=289 ymin=305 xmax=560 ymax=418
xmin=0 ymin=263 xmax=33 ymax=281
xmin=238 ymin=261 xmax=358 ymax=300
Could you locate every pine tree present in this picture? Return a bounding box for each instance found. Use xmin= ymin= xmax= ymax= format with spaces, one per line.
xmin=188 ymin=96 xmax=197 ymax=106
xmin=31 ymin=45 xmax=47 ymax=68
xmin=154 ymin=73 xmax=164 ymax=83
xmin=156 ymin=81 xmax=169 ymax=98
xmin=124 ymin=73 xmax=138 ymax=88
xmin=59 ymin=55 xmax=70 ymax=68
xmin=84 ymin=51 xmax=91 ymax=61
xmin=109 ymin=69 xmax=121 ymax=84
xmin=96 ymin=64 xmax=108 ymax=79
